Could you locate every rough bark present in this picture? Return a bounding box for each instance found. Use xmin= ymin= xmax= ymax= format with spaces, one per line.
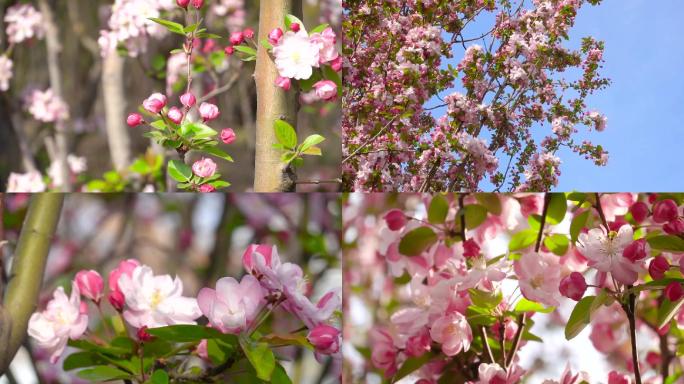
xmin=253 ymin=0 xmax=302 ymax=192
xmin=102 ymin=53 xmax=132 ymax=171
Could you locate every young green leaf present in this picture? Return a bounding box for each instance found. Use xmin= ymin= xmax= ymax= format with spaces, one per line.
xmin=547 ymin=193 xmax=568 ymax=224
xmin=475 ymin=193 xmax=502 ymax=215
xmin=648 ymin=235 xmax=684 ymax=252
xmin=201 ymin=146 xmax=234 ymax=162
xmin=544 ymin=234 xmax=569 ymax=256
xmin=148 ymin=18 xmax=185 ymax=35
xmin=76 ymin=366 xmax=132 ymax=381
xmin=513 ymin=298 xmax=555 ymax=314
xmin=570 ymin=210 xmax=590 ymax=243
xmin=427 ymin=194 xmax=449 ymax=224
xmin=167 ymin=160 xmax=193 ymax=183
xmin=299 ymin=134 xmax=326 ymax=152
xmin=240 ymin=339 xmax=276 ymax=381
xmin=274 ymin=119 xmax=297 ymax=149
xmin=150 ymin=370 xmax=169 ymax=384
xmin=462 ymin=204 xmax=488 ymax=229
xmin=392 ymin=353 xmax=433 ymax=383
xmin=310 ymin=23 xmax=330 ymax=34
xmin=398 ymin=227 xmax=437 ymax=256
xmin=509 ymin=229 xmax=537 ymax=251
xmin=565 ymin=295 xmax=595 ymax=340
xmin=234 ymin=45 xmax=257 ymax=56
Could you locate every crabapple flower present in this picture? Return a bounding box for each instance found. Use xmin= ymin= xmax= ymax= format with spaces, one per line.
xmin=0 ymin=56 xmax=13 ymax=91
xmin=664 ymin=218 xmax=684 ymax=235
xmin=199 ymin=102 xmax=220 ymax=122
xmin=197 ymin=275 xmax=264 ymax=333
xmin=28 ymin=286 xmax=88 ymax=363
xmin=127 ymin=113 xmax=143 ymax=127
xmin=559 ymin=272 xmax=587 ymax=301
xmin=192 ymin=158 xmax=217 ymax=178
xmin=180 ymin=92 xmax=196 ymax=107
xmin=429 ymin=312 xmax=472 ymax=356
xmin=330 ymin=56 xmax=342 ymax=72
xmin=7 ymin=171 xmax=46 ymax=192
xmin=119 ymin=264 xmax=202 ymax=328
xmin=577 ymin=225 xmax=640 ymax=285
xmin=273 ymin=30 xmax=320 ymax=80
xmin=309 ymin=27 xmax=339 ymax=64
xmin=383 ymin=209 xmax=406 ymax=231
xmin=649 ymin=256 xmax=669 ymax=280
xmin=242 ymin=244 xmax=276 ymax=274
xmin=26 ymin=89 xmax=69 ymax=122
xmin=220 ymin=128 xmax=236 ymax=144
xmin=313 ymin=80 xmax=337 ymax=101
xmin=653 ymin=199 xmax=678 ymax=223
xmin=108 ymin=259 xmax=140 ymax=295
xmin=4 ymin=4 xmax=45 ymax=44
xmin=275 ymin=76 xmax=292 ymax=90
xmin=369 ymin=328 xmax=397 ymax=376
xmin=268 ymin=28 xmax=283 ymax=45
xmin=514 ymin=251 xmax=561 ymax=306
xmin=475 ymin=363 xmax=525 ymax=384
xmin=167 ymin=106 xmax=183 ymax=124
xmin=75 ymin=270 xmax=104 ymax=303
xmin=143 ymin=93 xmax=167 ymax=114
xmin=229 ymin=31 xmax=244 ymax=45
xmin=307 ymin=324 xmax=341 ymax=355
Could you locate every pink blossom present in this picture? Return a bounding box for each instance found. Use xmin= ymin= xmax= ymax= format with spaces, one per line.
xmin=515 ymin=251 xmax=561 ymax=306
xmin=4 ymin=4 xmax=45 ymax=44
xmin=275 ymin=76 xmax=292 ymax=90
xmin=577 ymin=224 xmax=640 ymax=285
xmin=330 ymin=56 xmax=342 ymax=72
xmin=167 ymin=106 xmax=183 ymax=124
xmin=127 ymin=113 xmax=143 ymax=127
xmin=192 ymin=0 xmax=204 ymax=9
xmin=192 ymin=157 xmax=217 ymax=178
xmin=242 ymin=244 xmax=276 ymax=274
xmin=622 ymin=239 xmax=649 ymax=262
xmin=307 ymin=324 xmax=341 ymax=355
xmin=197 ymin=275 xmax=264 ymax=333
xmin=220 ymin=128 xmax=236 ymax=144
xmin=243 ymin=28 xmax=255 ymax=39
xmin=7 ymin=171 xmax=46 ymax=192
xmin=273 ymin=30 xmax=320 ymax=80
xmin=429 ymin=312 xmax=471 ymax=356
xmin=180 ymin=92 xmax=196 ymax=107
xmin=28 ymin=285 xmax=88 ymax=363
xmin=607 ymin=371 xmax=631 ymax=384
xmin=313 ymin=80 xmax=337 ymax=101
xmin=473 ymin=363 xmax=525 ymax=384
xmin=224 ymin=45 xmax=234 ymax=55
xmin=108 ymin=259 xmax=140 ymax=295
xmin=143 ymin=93 xmax=167 ymax=114
xmin=559 ymin=272 xmax=587 ymax=301
xmin=26 ymin=88 xmax=69 ymax=123
xmin=74 ymin=270 xmax=104 ymax=303
xmin=369 ymin=328 xmax=397 ymax=377
xmin=309 ymin=27 xmax=339 ymax=64
xmin=199 ymin=102 xmax=220 ymax=122
xmin=177 ymin=0 xmax=190 ymax=8
xmin=0 ymin=56 xmax=13 ymax=91
xmin=199 ymin=184 xmax=216 ymax=193
xmin=108 ymin=290 xmax=125 ymax=312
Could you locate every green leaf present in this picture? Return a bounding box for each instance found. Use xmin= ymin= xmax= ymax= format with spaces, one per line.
xmin=284 ymin=14 xmax=307 ymax=33
xmin=392 ymin=353 xmax=433 ymax=382
xmin=281 ymin=151 xmax=297 ymax=164
xmin=570 ymin=210 xmax=590 ymax=243
xmin=299 ymin=134 xmax=325 ymax=152
xmin=547 ymin=193 xmax=568 ymax=224
xmin=148 ymin=18 xmax=185 ymax=35
xmin=274 ymin=119 xmax=297 ymax=149
xmin=309 ymin=23 xmax=330 ymax=34
xmin=184 ymin=23 xmax=200 ymax=34
xmin=76 ymin=366 xmax=132 ymax=381
xmin=301 ymin=146 xmax=322 ymax=156
xmin=63 ymin=352 xmax=105 ymax=371
xmin=260 ymin=39 xmax=273 ymax=50
xmin=201 ymin=146 xmax=234 ymax=162
xmin=590 ymin=288 xmax=611 ymax=315
xmin=513 ymin=298 xmax=555 ymax=314
xmin=469 ymin=289 xmax=502 ymax=310
xmin=181 ymin=122 xmax=218 ymax=139
xmin=398 ymin=227 xmax=437 ymax=256
xmin=565 ymin=295 xmax=595 ymax=340
xmin=129 ymin=158 xmax=152 ymax=175
xmin=657 ymin=297 xmax=684 ymax=329
xmin=648 ymin=235 xmax=684 ymax=252
xmin=544 ymin=234 xmax=569 ymax=255
xmin=509 ymin=229 xmax=537 ymax=251
xmin=167 ymin=160 xmax=192 ymax=182
xmin=240 ymin=339 xmax=276 ymax=381
xmin=234 ymin=45 xmax=257 ymax=56
xmin=150 ymin=370 xmax=169 ymax=384
xmin=462 ymin=204 xmax=488 ymax=229
xmin=427 ymin=194 xmax=449 ymax=224
xmin=475 ymin=194 xmax=502 ymax=215
xmin=147 ymin=325 xmax=237 ymax=345
xmin=271 ymin=364 xmax=293 ymax=384
xmin=209 ymin=180 xmax=231 ymax=189
xmin=196 ymin=32 xmax=223 ymax=39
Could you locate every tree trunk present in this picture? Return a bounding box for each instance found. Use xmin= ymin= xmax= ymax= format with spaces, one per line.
xmin=0 ymin=194 xmax=64 ymax=375
xmin=253 ymin=0 xmax=302 ymax=192
xmin=102 ymin=53 xmax=131 ymax=171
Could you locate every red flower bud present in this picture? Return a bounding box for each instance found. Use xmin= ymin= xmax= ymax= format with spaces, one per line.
xmin=383 ymin=209 xmax=406 ymax=231
xmin=191 ymin=0 xmax=203 ymax=9
xmin=330 ymin=56 xmax=343 ymax=72
xmin=290 ymin=22 xmax=300 ymax=32
xmin=229 ymin=31 xmax=244 ymax=46
xmin=665 ymin=281 xmax=684 ymax=301
xmin=199 ymin=184 xmax=216 ymax=193
xmin=108 ymin=291 xmax=125 ymax=312
xmin=629 ymin=201 xmax=649 ymax=223
xmin=275 ymin=76 xmax=291 ymax=91
xmin=180 ymin=92 xmax=196 ymax=108
xmin=649 ymin=256 xmax=670 ymax=280
xmin=137 ymin=326 xmax=154 ymax=342
xmin=224 ymin=46 xmax=234 ymax=56
xmin=220 ymin=128 xmax=236 ymax=144
xmin=268 ymin=28 xmax=283 ymax=45
xmin=243 ymin=28 xmax=255 ymax=39
xmin=622 ymin=238 xmax=649 ymax=262
xmin=462 ymin=239 xmax=480 ymax=259
xmin=126 ymin=113 xmax=143 ymax=127
xmin=653 ymin=199 xmax=678 ymax=223
xmin=167 ymin=106 xmax=183 ymax=124
xmin=559 ymin=272 xmax=587 ymax=301
xmin=664 ymin=218 xmax=684 ymax=235
xmin=176 ymin=0 xmax=190 ymax=8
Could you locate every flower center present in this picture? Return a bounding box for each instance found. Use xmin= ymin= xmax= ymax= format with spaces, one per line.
xmin=530 ymin=275 xmax=544 ymax=289
xmin=291 ymin=50 xmax=302 ymax=64
xmin=150 ymin=289 xmax=164 ymax=309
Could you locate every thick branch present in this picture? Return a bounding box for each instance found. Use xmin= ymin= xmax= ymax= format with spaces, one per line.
xmin=0 ymin=194 xmax=64 ymax=374
xmin=102 ymin=53 xmax=132 ymax=171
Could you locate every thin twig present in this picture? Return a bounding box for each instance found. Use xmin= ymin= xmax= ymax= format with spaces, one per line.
xmin=535 ymin=193 xmax=551 ymax=252
xmin=594 ymin=193 xmax=609 ymax=232
xmin=480 ymin=326 xmax=495 ymax=364
xmin=342 ymin=116 xmax=397 ymax=163
xmin=505 ymin=314 xmax=525 ymax=369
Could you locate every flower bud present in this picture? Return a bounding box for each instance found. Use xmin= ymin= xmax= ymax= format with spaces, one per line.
xmin=629 ymin=202 xmax=649 ymax=223
xmin=109 ymin=259 xmax=140 ymax=294
xmin=665 ymin=282 xmax=684 ymax=301
xmin=167 ymin=106 xmax=183 ymax=124
xmin=559 ymin=272 xmax=587 ymax=301
xmin=229 ymin=31 xmax=244 ymax=46
xmin=608 ymin=371 xmax=631 ymax=384
xmin=664 ymin=218 xmax=684 ymax=235
xmin=268 ymin=28 xmax=283 ymax=45
xmin=330 ymin=56 xmax=342 ymax=72
xmin=224 ymin=46 xmax=234 ymax=56
xmin=383 ymin=209 xmax=406 ymax=231
xmin=290 ymin=22 xmax=300 ymax=32
xmin=649 ymin=256 xmax=670 ymax=280
xmin=242 ymin=244 xmax=274 ymax=273
xmin=191 ymin=0 xmax=203 ymax=9
xmin=404 ymin=329 xmax=431 ymax=357
xmin=313 ymin=80 xmax=337 ymax=101
xmin=199 ymin=102 xmax=220 ymax=122
xmin=142 ymin=93 xmax=167 ymax=114
xmin=243 ymin=28 xmax=255 ymax=39
xmin=622 ymin=238 xmax=649 ymax=262
xmin=199 ymin=184 xmax=216 ymax=193
xmin=108 ymin=291 xmax=125 ymax=312
xmin=192 ymin=157 xmax=217 ymax=178
xmin=275 ymin=76 xmax=291 ymax=91
xmin=127 ymin=113 xmax=143 ymax=127
xmin=646 ymin=351 xmax=661 ymax=368
xmin=653 ymin=199 xmax=678 ymax=223
xmin=220 ymin=128 xmax=236 ymax=144
xmin=75 ymin=270 xmax=104 ymax=303
xmin=137 ymin=326 xmax=154 ymax=342
xmin=176 ymin=0 xmax=190 ymax=8
xmin=180 ymin=92 xmax=196 ymax=108
xmin=462 ymin=239 xmax=480 ymax=259
xmin=307 ymin=324 xmax=340 ymax=355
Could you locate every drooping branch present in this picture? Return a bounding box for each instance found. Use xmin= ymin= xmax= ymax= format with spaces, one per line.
xmin=0 ymin=194 xmax=64 ymax=374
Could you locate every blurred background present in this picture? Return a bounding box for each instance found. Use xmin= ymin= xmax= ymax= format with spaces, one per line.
xmin=0 ymin=0 xmax=341 ymax=191
xmin=0 ymin=193 xmax=341 ymax=383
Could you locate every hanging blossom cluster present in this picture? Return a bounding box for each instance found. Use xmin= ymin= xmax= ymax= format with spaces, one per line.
xmin=0 ymin=3 xmax=46 ymax=92
xmin=343 ymin=0 xmax=609 ymax=192
xmin=344 ymin=193 xmax=684 ymax=383
xmin=24 ymin=88 xmax=70 ymax=123
xmin=28 ymin=244 xmax=341 ymax=377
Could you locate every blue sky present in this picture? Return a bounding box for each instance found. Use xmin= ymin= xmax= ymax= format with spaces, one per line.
xmin=430 ymin=0 xmax=684 ymax=191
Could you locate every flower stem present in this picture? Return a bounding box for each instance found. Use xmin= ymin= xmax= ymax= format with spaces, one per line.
xmin=535 ymin=193 xmax=551 ymax=253
xmin=479 ymin=325 xmax=495 ymax=364
xmin=623 ymin=288 xmax=642 ymax=384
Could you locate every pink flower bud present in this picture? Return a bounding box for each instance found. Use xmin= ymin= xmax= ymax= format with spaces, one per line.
xmin=622 ymin=238 xmax=649 ymax=262
xmin=176 ymin=0 xmax=190 ymax=8
xmin=191 ymin=0 xmax=203 ymax=9
xmin=383 ymin=209 xmax=406 ymax=231
xmin=142 ymin=92 xmax=167 ymax=114
xmin=199 ymin=184 xmax=216 ymax=192
xmin=220 ymin=128 xmax=236 ymax=144
xmin=167 ymin=106 xmax=183 ymax=124
xmin=180 ymin=92 xmax=196 ymax=108
xmin=137 ymin=326 xmax=154 ymax=342
xmin=229 ymin=31 xmax=244 ymax=46
xmin=75 ymin=270 xmax=104 ymax=303
xmin=664 ymin=218 xmax=684 ymax=235
xmin=629 ymin=202 xmax=649 ymax=223
xmin=275 ymin=76 xmax=291 ymax=91
xmin=127 ymin=113 xmax=143 ymax=127
xmin=224 ymin=46 xmax=234 ymax=56
xmin=653 ymin=199 xmax=678 ymax=223
xmin=243 ymin=28 xmax=255 ymax=39
xmin=307 ymin=324 xmax=340 ymax=355
xmin=243 ymin=244 xmax=274 ymax=273
xmin=192 ymin=157 xmax=217 ymax=178
xmin=330 ymin=56 xmax=342 ymax=72
xmin=108 ymin=258 xmax=140 ymax=294
xmin=313 ymin=80 xmax=337 ymax=101
xmin=559 ymin=272 xmax=587 ymax=301
xmin=108 ymin=291 xmax=125 ymax=312
xmin=268 ymin=28 xmax=283 ymax=45
xmin=404 ymin=330 xmax=431 ymax=357
xmin=608 ymin=371 xmax=631 ymax=384
xmin=462 ymin=239 xmax=480 ymax=259
xmin=646 ymin=351 xmax=661 ymax=368
xmin=199 ymin=102 xmax=220 ymax=122
xmin=665 ymin=282 xmax=684 ymax=301
xmin=649 ymin=256 xmax=670 ymax=280
xmin=290 ymin=22 xmax=300 ymax=32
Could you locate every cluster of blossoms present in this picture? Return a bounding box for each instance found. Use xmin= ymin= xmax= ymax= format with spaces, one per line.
xmin=343 ymin=0 xmax=610 ymax=191
xmin=28 ymin=245 xmax=341 ymax=375
xmin=344 ymin=193 xmax=684 ymax=383
xmin=0 ymin=3 xmax=46 ymax=92
xmin=7 ymin=154 xmax=87 ymax=192
xmin=25 ymin=88 xmax=70 ymax=123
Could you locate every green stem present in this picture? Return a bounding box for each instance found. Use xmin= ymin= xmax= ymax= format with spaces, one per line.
xmin=0 ymin=194 xmax=64 ymax=374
